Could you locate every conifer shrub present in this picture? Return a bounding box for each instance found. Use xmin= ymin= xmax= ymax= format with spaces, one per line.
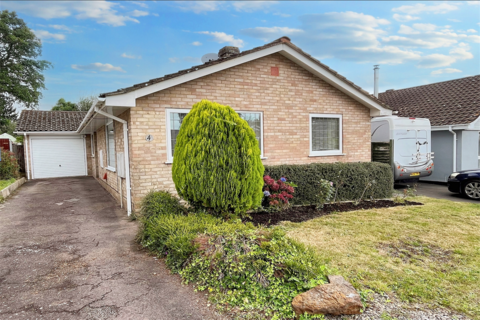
xmin=172 ymin=100 xmax=264 ymax=215
xmin=140 ymin=190 xmax=186 ymax=220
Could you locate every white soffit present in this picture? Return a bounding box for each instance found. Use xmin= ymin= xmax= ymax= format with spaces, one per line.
xmin=104 ymin=43 xmax=391 ymax=116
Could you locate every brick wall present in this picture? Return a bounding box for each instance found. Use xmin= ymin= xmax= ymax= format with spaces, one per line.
xmin=93 ymin=111 xmax=130 ymax=209
xmin=124 ymin=53 xmax=372 ymax=210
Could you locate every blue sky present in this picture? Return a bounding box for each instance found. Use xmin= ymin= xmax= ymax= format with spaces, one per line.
xmin=1 ymin=1 xmax=479 ymax=110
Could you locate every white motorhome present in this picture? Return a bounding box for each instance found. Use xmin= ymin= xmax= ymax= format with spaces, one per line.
xmin=371 ymin=116 xmax=434 ymax=181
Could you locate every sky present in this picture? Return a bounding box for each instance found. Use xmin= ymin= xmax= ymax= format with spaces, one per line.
xmin=1 ymin=0 xmax=479 ymax=111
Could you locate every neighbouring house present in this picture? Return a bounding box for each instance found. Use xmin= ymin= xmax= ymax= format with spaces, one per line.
xmin=0 ymin=133 xmax=17 ymax=151
xmin=16 ymin=37 xmax=392 ymax=214
xmin=379 ymin=75 xmax=480 ymax=182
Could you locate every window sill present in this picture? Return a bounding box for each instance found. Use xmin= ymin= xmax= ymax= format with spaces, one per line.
xmin=166 ymin=157 xmax=267 ymax=164
xmin=309 ymin=152 xmax=345 ymax=157
xmin=261 ymin=157 xmax=268 ymax=160
xmin=106 ymin=166 xmax=116 ymax=172
xmin=165 ymin=161 xmax=173 ymax=165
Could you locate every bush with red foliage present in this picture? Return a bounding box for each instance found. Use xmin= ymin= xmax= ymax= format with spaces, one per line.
xmin=262 ymin=176 xmax=296 ymax=209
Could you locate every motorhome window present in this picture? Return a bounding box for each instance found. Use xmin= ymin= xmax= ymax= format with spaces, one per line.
xmin=310 ymin=114 xmax=342 ymax=156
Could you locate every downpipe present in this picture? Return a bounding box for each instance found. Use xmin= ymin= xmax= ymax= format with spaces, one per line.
xmin=449 ymin=126 xmax=456 ymax=172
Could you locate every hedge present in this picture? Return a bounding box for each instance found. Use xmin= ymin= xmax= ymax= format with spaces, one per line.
xmin=264 ymin=162 xmax=393 ymax=205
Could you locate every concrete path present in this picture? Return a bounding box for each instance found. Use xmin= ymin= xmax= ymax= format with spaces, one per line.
xmin=0 ymin=177 xmax=224 ymax=320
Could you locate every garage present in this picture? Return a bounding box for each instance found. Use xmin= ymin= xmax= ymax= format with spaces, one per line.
xmin=15 ymin=110 xmax=90 ymax=180
xmin=30 ymin=135 xmax=87 ymax=179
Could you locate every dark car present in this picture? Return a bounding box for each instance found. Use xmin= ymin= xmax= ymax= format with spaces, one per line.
xmin=448 ymin=169 xmax=480 ymax=200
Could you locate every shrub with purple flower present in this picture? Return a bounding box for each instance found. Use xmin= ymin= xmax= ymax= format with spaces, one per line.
xmin=262 ymin=175 xmax=297 ymax=209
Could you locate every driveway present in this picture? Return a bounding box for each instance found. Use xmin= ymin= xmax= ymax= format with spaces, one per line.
xmin=396 ymin=181 xmax=480 ymax=204
xmin=0 ymin=177 xmax=224 ymax=320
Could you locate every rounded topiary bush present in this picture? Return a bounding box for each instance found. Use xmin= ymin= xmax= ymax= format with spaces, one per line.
xmin=172 ymin=100 xmax=264 ymax=214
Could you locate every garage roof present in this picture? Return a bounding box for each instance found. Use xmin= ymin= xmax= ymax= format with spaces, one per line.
xmin=16 ymin=110 xmax=87 ymax=133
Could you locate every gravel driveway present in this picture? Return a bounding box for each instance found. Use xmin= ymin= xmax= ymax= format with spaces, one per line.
xmin=0 ymin=177 xmax=224 ymax=320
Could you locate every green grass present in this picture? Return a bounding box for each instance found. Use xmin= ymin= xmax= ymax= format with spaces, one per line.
xmin=0 ymin=178 xmax=16 ymax=190
xmin=284 ymin=197 xmax=480 ymax=319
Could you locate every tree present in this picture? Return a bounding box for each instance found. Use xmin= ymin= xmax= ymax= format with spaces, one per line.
xmin=77 ymin=95 xmax=96 ymax=111
xmin=0 ymin=119 xmax=16 ymax=135
xmin=172 ymin=100 xmax=265 ymax=214
xmin=0 ymin=10 xmax=52 ymax=111
xmin=51 ymin=98 xmax=78 ymax=111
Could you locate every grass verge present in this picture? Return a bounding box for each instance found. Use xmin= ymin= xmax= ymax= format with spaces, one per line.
xmin=284 ymin=196 xmax=480 ymax=319
xmin=0 ymin=178 xmax=16 ymax=190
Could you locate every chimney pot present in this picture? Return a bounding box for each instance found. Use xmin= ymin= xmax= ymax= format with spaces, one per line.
xmin=218 ymin=46 xmax=240 ymax=59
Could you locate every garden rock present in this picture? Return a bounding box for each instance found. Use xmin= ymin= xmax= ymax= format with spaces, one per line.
xmin=292 ymin=275 xmax=362 ymax=316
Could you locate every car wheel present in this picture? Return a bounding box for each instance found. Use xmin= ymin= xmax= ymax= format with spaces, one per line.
xmin=463 ymin=180 xmax=480 ymax=200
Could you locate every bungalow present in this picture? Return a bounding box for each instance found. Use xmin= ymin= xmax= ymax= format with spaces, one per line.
xmin=17 ymin=37 xmax=392 ymax=215
xmin=379 ymin=75 xmax=480 ymax=182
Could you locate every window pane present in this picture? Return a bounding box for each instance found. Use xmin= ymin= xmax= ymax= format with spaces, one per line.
xmin=171 ymin=112 xmax=188 ymax=157
xmin=106 ymin=122 xmax=116 ymax=167
xmin=312 ymin=117 xmax=339 ymax=151
xmin=238 ymin=113 xmax=262 ymax=152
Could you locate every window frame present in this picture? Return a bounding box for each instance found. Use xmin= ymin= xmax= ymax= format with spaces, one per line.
xmin=105 ymin=120 xmax=116 ymax=172
xmin=237 ymin=111 xmax=264 ymax=158
xmin=309 ymin=113 xmax=343 ymax=157
xmin=166 ymin=108 xmax=265 ymax=163
xmin=166 ymin=108 xmax=191 ymax=163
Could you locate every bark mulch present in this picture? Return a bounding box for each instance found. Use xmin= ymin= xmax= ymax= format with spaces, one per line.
xmin=244 ymin=200 xmax=423 ymax=226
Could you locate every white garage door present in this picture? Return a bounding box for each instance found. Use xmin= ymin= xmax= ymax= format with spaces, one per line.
xmin=31 ymin=136 xmax=87 ymax=179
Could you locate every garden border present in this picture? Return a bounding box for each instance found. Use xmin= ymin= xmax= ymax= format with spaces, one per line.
xmin=1 ymin=177 xmax=26 ymax=200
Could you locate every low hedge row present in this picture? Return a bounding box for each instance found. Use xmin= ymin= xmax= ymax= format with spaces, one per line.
xmin=264 ymin=162 xmax=394 ymax=205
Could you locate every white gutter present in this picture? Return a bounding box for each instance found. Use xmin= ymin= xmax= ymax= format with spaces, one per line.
xmin=449 ymin=125 xmax=457 ymax=172
xmin=24 ymin=133 xmax=30 ymax=180
xmin=94 ymin=107 xmax=132 ymax=216
xmin=15 ymin=131 xmax=80 ymax=135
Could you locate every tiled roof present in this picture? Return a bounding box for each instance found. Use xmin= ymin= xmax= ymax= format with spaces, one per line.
xmin=16 ymin=110 xmax=87 ymax=132
xmin=378 ymin=75 xmax=480 ymax=126
xmin=99 ymin=37 xmax=391 ymax=110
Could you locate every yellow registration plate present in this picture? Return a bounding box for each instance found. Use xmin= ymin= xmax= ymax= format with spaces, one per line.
xmin=410 ymin=172 xmax=420 ymax=177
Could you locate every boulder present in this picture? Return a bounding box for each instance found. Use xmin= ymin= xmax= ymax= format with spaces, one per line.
xmin=292 ymin=275 xmax=362 ymax=316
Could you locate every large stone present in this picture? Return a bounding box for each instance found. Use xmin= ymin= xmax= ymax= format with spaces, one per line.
xmin=292 ymin=275 xmax=362 ymax=316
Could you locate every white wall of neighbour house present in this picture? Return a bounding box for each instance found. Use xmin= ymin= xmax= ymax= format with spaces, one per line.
xmin=460 ymin=130 xmax=480 ymax=170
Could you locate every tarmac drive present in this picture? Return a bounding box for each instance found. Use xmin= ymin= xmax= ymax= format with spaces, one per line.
xmin=0 ymin=177 xmax=225 ymax=320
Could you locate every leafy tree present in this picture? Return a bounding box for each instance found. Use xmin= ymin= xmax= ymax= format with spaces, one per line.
xmin=0 ymin=119 xmax=16 ymax=135
xmin=172 ymin=100 xmax=264 ymax=215
xmin=51 ymin=98 xmax=78 ymax=111
xmin=0 ymin=10 xmax=52 ymax=111
xmin=77 ymin=95 xmax=96 ymax=111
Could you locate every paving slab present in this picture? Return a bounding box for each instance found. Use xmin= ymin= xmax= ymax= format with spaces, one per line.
xmin=0 ymin=176 xmax=225 ymax=320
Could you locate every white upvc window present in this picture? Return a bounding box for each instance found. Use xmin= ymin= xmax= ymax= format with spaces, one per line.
xmin=105 ymin=121 xmax=116 ymax=171
xmin=237 ymin=111 xmax=264 ymax=158
xmin=166 ymin=109 xmax=264 ymax=162
xmin=309 ymin=114 xmax=343 ymax=156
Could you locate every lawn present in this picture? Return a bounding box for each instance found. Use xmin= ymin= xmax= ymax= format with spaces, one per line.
xmin=284 ymin=196 xmax=480 ymax=319
xmin=0 ymin=178 xmax=16 ymax=190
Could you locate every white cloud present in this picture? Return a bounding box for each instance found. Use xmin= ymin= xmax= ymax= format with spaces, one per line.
xmin=130 ymin=1 xmax=148 ymax=8
xmin=393 ymin=14 xmax=420 ymax=22
xmin=33 ymin=30 xmax=66 ymax=41
xmin=232 ymin=1 xmax=277 ymax=12
xmin=169 ymin=57 xmax=180 ymax=63
xmin=1 ymin=1 xmax=140 ymax=27
xmin=467 ymin=29 xmax=478 ymax=33
xmin=448 ymin=18 xmax=461 ymax=22
xmin=49 ymin=24 xmax=72 ymax=32
xmin=197 ymin=31 xmax=244 ymax=47
xmin=192 ymin=41 xmax=202 ymax=46
xmin=398 ymin=25 xmax=419 ymax=34
xmin=121 ymin=53 xmax=141 ymax=59
xmin=392 ymin=3 xmax=459 ymax=14
xmin=71 ymin=62 xmax=125 ymax=72
xmin=177 ymin=1 xmax=223 ymax=14
xmin=241 ymin=26 xmax=303 ymax=41
xmin=467 ymin=1 xmax=480 ymax=5
xmin=273 ymin=12 xmax=291 ymax=18
xmin=382 ymin=35 xmax=456 ymax=49
xmin=152 ymin=13 xmax=159 ymax=17
xmin=431 ymin=68 xmax=462 ymax=75
xmin=418 ymin=44 xmax=473 ymax=68
xmin=412 ymin=23 xmax=437 ymax=32
xmin=131 ymin=10 xmax=149 ymax=17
